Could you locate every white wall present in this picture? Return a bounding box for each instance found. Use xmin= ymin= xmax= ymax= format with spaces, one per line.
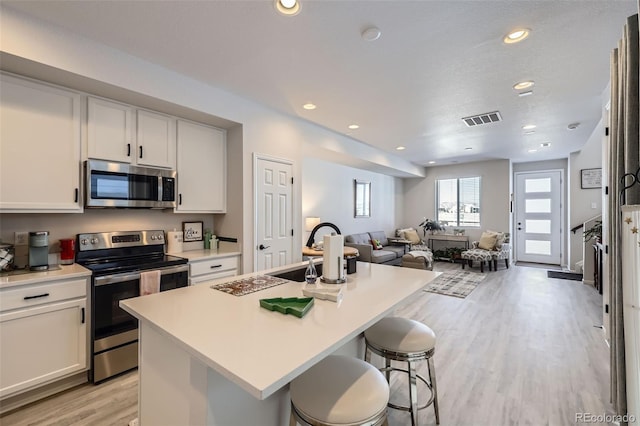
xmin=0 ymin=6 xmax=424 ymax=272
xmin=402 ymin=159 xmax=512 ymax=243
xmin=301 ymin=158 xmax=403 ymax=245
xmin=568 ymin=119 xmax=605 ymax=271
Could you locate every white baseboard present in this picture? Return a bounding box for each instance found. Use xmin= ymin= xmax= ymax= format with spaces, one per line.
xmin=0 ymin=371 xmax=88 ymax=415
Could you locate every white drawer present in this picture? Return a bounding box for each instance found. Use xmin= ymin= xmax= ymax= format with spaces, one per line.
xmin=190 ymin=256 xmax=238 ymax=277
xmin=189 ymin=269 xmax=237 ymax=285
xmin=0 ymin=278 xmax=87 ymax=313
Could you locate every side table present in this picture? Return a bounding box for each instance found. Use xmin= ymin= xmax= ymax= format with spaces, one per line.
xmin=427 ymin=234 xmax=469 ymax=262
xmin=387 ymin=238 xmax=412 ymax=254
xmin=302 ymin=246 xmax=359 ymax=258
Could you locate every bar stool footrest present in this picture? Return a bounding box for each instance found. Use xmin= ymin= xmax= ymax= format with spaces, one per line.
xmin=379 ymin=366 xmax=435 ymax=411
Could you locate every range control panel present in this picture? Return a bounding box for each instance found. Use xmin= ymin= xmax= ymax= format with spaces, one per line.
xmin=77 ymin=230 xmax=165 ymax=251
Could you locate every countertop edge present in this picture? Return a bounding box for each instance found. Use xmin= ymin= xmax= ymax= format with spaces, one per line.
xmin=167 ymin=249 xmax=241 ymax=262
xmin=0 ymin=264 xmax=92 ymax=289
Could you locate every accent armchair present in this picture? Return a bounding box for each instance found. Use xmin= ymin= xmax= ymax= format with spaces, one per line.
xmin=462 ymin=231 xmax=511 ymax=272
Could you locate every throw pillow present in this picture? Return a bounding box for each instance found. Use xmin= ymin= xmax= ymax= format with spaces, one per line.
xmin=396 ymin=227 xmax=414 ymax=239
xmin=488 ymin=230 xmax=505 ymax=249
xmin=404 ymin=228 xmax=421 ymax=244
xmin=371 ymin=239 xmax=383 ymax=250
xmin=478 ymin=231 xmax=499 ymax=250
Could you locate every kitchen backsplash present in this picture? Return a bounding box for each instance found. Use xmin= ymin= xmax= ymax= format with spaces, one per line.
xmin=0 ymin=210 xmax=215 ymax=267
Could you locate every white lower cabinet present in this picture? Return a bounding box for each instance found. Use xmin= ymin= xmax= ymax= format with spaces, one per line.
xmin=189 ymin=255 xmax=239 ymax=285
xmin=0 ymin=278 xmax=88 ymax=399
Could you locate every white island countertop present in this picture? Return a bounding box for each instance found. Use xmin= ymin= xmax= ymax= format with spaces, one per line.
xmin=120 ymin=261 xmax=439 ymax=400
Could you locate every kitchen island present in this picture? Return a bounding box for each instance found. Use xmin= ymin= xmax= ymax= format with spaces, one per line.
xmin=120 ymin=261 xmax=439 ymax=425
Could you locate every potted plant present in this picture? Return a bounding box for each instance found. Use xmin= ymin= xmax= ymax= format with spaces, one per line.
xmin=419 ymin=218 xmax=445 ymax=236
xmin=583 ymin=220 xmax=602 ymax=243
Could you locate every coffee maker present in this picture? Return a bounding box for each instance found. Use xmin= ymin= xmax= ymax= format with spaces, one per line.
xmin=29 ymin=231 xmax=49 ymax=271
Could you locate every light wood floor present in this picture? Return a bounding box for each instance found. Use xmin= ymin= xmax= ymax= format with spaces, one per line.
xmin=1 ymin=263 xmax=611 ymax=426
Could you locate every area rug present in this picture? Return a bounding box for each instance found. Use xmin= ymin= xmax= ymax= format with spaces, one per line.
xmin=547 ymin=270 xmax=583 ymax=281
xmin=423 ymin=270 xmax=486 ymax=298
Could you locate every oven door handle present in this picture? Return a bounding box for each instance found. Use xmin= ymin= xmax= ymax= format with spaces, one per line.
xmin=94 ymin=264 xmax=189 ymax=286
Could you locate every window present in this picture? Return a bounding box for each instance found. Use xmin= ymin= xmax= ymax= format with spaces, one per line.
xmin=436 ymin=177 xmax=481 ymax=227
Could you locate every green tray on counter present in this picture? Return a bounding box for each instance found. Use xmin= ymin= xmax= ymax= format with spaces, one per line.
xmin=259 ymin=297 xmax=314 ymax=318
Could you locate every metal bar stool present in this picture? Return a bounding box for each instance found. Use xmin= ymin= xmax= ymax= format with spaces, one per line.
xmin=364 ymin=317 xmax=439 ymax=425
xmin=290 ymin=355 xmax=390 ymax=426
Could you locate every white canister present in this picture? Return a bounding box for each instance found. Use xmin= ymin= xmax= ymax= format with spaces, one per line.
xmin=166 ymin=230 xmax=183 ymax=253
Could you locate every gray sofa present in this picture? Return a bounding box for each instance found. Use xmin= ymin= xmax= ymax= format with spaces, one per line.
xmin=344 ymin=231 xmax=405 ymax=265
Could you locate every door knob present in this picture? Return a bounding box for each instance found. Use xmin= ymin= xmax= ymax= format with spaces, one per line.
xmin=258 ymin=244 xmax=270 ymax=250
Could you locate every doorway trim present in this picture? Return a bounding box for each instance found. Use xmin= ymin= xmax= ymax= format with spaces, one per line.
xmin=513 ymin=168 xmax=565 ymax=266
xmin=253 ymin=153 xmax=295 ymax=272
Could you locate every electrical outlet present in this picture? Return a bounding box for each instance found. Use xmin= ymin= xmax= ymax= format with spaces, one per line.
xmin=15 ymin=232 xmax=28 ymax=246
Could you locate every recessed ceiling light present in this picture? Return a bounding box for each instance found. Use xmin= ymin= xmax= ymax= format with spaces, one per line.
xmin=513 ymin=81 xmax=535 ymax=90
xmin=361 ymin=26 xmax=382 ymax=42
xmin=528 ymin=149 xmax=538 ymax=153
xmin=275 ymin=0 xmax=300 ymax=16
xmin=504 ymin=28 xmax=530 ymax=44
xmin=428 ymin=161 xmax=436 ymax=164
xmin=540 ymin=142 xmax=551 ymax=147
xmin=518 ymin=90 xmax=534 ymax=97
xmin=396 ymin=146 xmax=405 ymax=151
xmin=348 ymin=124 xmax=359 ymax=130
xmin=302 ymin=103 xmax=316 ymax=110
xmin=524 ymin=130 xmax=536 ymax=135
xmin=567 ymin=122 xmax=580 ymax=130
xmin=522 ymin=124 xmax=536 ymax=130
xmin=465 ymin=147 xmax=473 ymax=151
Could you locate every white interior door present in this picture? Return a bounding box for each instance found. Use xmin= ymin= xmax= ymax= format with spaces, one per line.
xmin=515 ymin=171 xmax=563 ymax=265
xmin=255 ymin=155 xmax=293 ymax=271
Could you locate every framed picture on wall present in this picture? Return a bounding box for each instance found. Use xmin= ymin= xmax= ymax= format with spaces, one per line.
xmin=182 ymin=221 xmax=203 ymax=242
xmin=581 ymin=168 xmax=602 ymax=189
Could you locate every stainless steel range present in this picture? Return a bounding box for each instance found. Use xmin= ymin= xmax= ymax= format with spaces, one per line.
xmin=75 ymin=230 xmax=188 ymax=383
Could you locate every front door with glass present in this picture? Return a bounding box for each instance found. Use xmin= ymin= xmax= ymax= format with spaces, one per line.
xmin=515 ymin=171 xmax=563 ymax=265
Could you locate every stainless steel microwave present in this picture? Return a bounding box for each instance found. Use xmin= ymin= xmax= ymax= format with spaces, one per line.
xmin=85 ymin=160 xmax=176 ymax=208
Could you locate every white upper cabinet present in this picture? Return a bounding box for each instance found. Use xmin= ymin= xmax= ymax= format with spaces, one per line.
xmin=136 ymin=109 xmax=176 ymax=169
xmin=87 ymin=97 xmax=176 ymax=169
xmin=176 ymin=120 xmax=226 ymax=213
xmin=0 ymin=74 xmax=82 ymax=213
xmin=87 ymin=97 xmax=133 ymax=163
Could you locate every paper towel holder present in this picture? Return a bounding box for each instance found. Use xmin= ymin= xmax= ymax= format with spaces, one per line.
xmin=305 ymin=222 xmax=341 ymax=248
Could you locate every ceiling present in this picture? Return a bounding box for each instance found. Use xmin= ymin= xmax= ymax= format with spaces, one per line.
xmin=3 ymin=1 xmax=637 ymax=167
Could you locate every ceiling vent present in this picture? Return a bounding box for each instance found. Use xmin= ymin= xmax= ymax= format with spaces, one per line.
xmin=462 ymin=111 xmax=502 ymax=127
